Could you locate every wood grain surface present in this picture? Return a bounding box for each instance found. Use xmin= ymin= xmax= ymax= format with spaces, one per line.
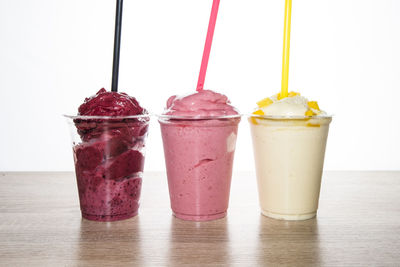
xmin=0 ymin=171 xmax=399 ymax=266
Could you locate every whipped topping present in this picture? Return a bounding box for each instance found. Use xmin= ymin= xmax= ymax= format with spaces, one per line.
xmin=164 ymin=90 xmax=239 ymax=117
xmin=253 ymin=92 xmax=326 ymax=117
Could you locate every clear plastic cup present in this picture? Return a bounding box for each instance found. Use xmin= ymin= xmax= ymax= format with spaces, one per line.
xmin=65 ymin=115 xmax=150 ymax=221
xmin=248 ymin=115 xmax=332 ymax=220
xmin=158 ymin=115 xmax=241 ymax=221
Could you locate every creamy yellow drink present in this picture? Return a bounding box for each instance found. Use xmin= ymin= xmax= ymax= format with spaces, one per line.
xmin=249 ymin=92 xmax=332 ymax=220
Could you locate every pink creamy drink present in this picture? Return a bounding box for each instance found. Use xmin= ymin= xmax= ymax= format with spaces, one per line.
xmin=159 ymin=90 xmax=240 ymax=221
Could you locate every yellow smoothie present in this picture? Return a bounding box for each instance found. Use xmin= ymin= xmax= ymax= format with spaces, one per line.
xmin=249 ymin=92 xmax=332 ymax=220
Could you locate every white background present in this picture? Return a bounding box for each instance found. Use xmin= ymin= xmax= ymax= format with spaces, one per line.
xmin=0 ymin=0 xmax=399 ymax=171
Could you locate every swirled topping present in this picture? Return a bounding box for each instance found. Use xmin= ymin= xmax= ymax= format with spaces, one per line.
xmin=252 ymin=92 xmax=326 ymax=117
xmin=78 ymin=88 xmax=147 ymax=116
xmin=164 ymin=90 xmax=239 ymax=116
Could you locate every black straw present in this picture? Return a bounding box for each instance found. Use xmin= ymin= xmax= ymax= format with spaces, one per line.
xmin=111 ymin=0 xmax=124 ymax=92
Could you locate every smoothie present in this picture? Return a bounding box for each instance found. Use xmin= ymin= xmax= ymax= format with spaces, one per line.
xmin=249 ymin=92 xmax=332 ymax=220
xmin=69 ymin=88 xmax=149 ymax=221
xmin=159 ymin=90 xmax=240 ymax=221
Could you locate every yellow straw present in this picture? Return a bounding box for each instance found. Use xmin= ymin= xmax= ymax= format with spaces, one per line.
xmin=281 ymin=0 xmax=292 ymax=99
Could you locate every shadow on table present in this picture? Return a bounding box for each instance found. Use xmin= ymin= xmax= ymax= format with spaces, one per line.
xmin=167 ymin=216 xmax=231 ymax=266
xmin=257 ymin=215 xmax=322 ymax=265
xmin=76 ymin=217 xmax=143 ymax=265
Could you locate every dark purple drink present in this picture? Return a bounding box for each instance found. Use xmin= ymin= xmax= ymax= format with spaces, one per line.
xmin=67 ymin=89 xmax=149 ymax=221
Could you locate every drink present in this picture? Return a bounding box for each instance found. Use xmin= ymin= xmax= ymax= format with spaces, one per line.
xmin=159 ymin=90 xmax=240 ymax=221
xmin=66 ymin=89 xmax=149 ymax=221
xmin=250 ymin=92 xmax=332 ymax=220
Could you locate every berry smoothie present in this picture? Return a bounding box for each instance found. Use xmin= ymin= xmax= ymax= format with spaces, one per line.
xmin=159 ymin=90 xmax=240 ymax=221
xmin=70 ymin=89 xmax=149 ymax=221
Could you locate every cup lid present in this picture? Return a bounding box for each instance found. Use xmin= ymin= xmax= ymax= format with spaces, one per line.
xmin=157 ymin=114 xmax=242 ymax=120
xmin=247 ymin=114 xmax=333 ymax=120
xmin=63 ymin=114 xmax=151 ymax=120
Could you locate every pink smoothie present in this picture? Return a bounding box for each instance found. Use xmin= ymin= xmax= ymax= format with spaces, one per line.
xmin=159 ymin=90 xmax=240 ymax=221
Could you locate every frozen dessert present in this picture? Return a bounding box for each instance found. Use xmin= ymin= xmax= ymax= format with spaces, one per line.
xmin=164 ymin=89 xmax=239 ymax=117
xmin=78 ymin=88 xmax=146 ymax=116
xmin=249 ymin=92 xmax=332 ymax=220
xmin=251 ymin=91 xmax=326 ymax=117
xmin=159 ymin=90 xmax=241 ymax=221
xmin=71 ymin=88 xmax=149 ymax=221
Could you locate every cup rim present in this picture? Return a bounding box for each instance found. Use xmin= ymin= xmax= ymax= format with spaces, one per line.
xmin=157 ymin=114 xmax=242 ymax=121
xmin=63 ymin=114 xmax=151 ymax=120
xmin=247 ymin=114 xmax=333 ymax=120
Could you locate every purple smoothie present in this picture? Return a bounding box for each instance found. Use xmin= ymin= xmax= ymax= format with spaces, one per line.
xmin=70 ymin=89 xmax=149 ymax=221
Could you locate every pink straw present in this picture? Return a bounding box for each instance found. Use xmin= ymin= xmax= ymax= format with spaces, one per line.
xmin=196 ymin=0 xmax=220 ymax=91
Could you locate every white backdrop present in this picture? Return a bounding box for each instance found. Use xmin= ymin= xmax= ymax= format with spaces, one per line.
xmin=1 ymin=0 xmax=399 ymax=171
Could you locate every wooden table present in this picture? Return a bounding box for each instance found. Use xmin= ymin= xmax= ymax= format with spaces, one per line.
xmin=0 ymin=172 xmax=399 ymax=266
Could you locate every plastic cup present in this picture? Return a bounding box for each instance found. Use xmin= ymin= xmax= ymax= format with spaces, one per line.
xmin=249 ymin=115 xmax=332 ymax=220
xmin=65 ymin=115 xmax=150 ymax=222
xmin=158 ymin=115 xmax=241 ymax=221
